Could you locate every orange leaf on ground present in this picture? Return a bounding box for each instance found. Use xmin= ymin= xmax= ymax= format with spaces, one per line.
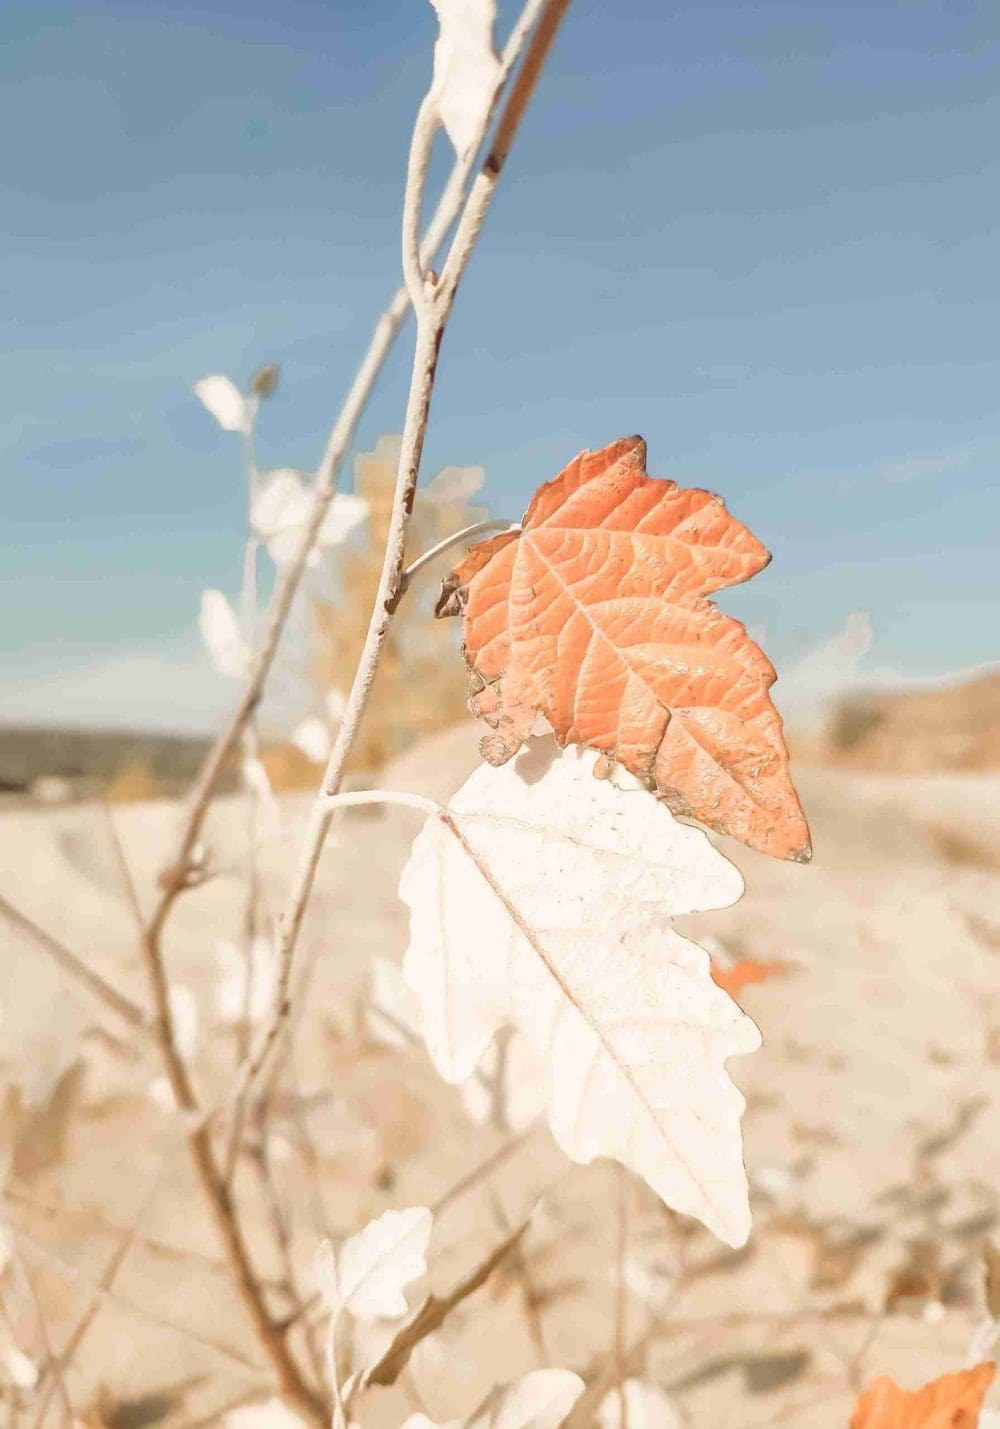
xmin=710 ymin=958 xmax=789 ymax=998
xmin=850 ymin=1363 xmax=995 ymax=1428
xmin=437 ymin=436 xmax=811 ymax=861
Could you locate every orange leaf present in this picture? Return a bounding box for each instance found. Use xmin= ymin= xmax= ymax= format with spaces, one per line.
xmin=850 ymin=1363 xmax=995 ymax=1428
xmin=437 ymin=437 xmax=811 ymax=861
xmin=711 ymin=957 xmax=788 ymax=997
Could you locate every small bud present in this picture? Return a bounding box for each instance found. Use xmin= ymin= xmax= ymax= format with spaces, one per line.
xmin=251 ymin=363 xmax=280 ymax=399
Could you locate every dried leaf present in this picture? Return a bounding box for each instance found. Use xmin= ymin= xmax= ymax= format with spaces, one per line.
xmin=193 ymin=374 xmax=247 ymax=433
xmin=316 ymin=1206 xmax=433 ymax=1320
xmin=198 ymin=590 xmax=249 ymax=679
xmin=711 ymin=958 xmax=789 ymax=998
xmin=437 ymin=436 xmax=810 ymax=861
xmin=399 ymin=737 xmax=760 ymax=1246
xmin=429 ymin=0 xmax=502 ymax=157
xmin=850 ymin=1363 xmax=995 ymax=1428
xmin=597 ymin=1380 xmax=680 ymax=1429
xmin=251 ymin=362 xmax=280 ymax=399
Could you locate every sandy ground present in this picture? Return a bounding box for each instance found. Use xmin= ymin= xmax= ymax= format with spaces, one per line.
xmin=2 ymin=722 xmax=999 ymax=1426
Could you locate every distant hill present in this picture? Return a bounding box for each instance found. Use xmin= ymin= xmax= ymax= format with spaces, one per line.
xmin=0 ymin=724 xmax=215 ymax=798
xmin=824 ymin=669 xmax=1000 ymax=773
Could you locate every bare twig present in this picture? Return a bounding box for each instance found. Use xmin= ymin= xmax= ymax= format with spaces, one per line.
xmin=31 ymin=1182 xmax=160 ymax=1428
xmin=9 ymin=1225 xmax=263 ymax=1375
xmin=11 ymin=1241 xmax=73 ymax=1425
xmin=0 ymin=891 xmax=147 ymax=1035
xmin=245 ymin=0 xmax=572 ymax=1102
xmin=145 ymin=0 xmax=548 ymax=926
xmin=86 ymin=3 xmax=563 ymax=1412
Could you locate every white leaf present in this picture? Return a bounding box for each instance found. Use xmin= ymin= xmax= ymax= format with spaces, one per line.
xmin=326 ymin=687 xmax=348 ymax=724
xmin=242 ymin=754 xmax=273 ymax=800
xmin=423 ymin=464 xmax=486 ymax=504
xmin=597 ymin=1381 xmax=680 ymax=1429
xmin=320 ymin=491 xmax=369 ymax=547
xmin=291 ymin=715 xmax=332 ymax=764
xmin=194 ymin=374 xmax=247 ymax=433
xmin=429 ymin=0 xmax=502 ymax=156
xmin=251 ymin=468 xmax=307 ymax=535
xmin=252 ymin=469 xmax=368 ymax=568
xmin=399 ymin=738 xmax=759 ymax=1246
xmin=404 ymin=1369 xmax=584 ymax=1429
xmin=199 ymin=590 xmax=250 ymax=679
xmin=466 ymin=1369 xmax=585 ymax=1428
xmin=4 ymin=1347 xmax=38 ymax=1390
xmin=317 ymin=1206 xmax=432 ymax=1320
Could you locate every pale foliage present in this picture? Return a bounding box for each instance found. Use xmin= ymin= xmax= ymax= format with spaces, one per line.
xmin=251 ymin=467 xmax=369 ymax=569
xmin=597 ymin=1380 xmax=681 ymax=1429
xmin=429 ymin=0 xmax=502 ymax=156
xmin=194 ymin=373 xmax=248 ymax=433
xmin=403 ymin=1368 xmax=584 ymax=1429
xmin=199 ymin=589 xmax=250 ymax=679
xmin=317 ymin=1206 xmax=433 ymax=1320
xmin=400 ymin=738 xmax=760 ymax=1246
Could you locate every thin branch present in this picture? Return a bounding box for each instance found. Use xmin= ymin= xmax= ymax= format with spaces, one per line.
xmin=8 ymin=1225 xmax=264 ymax=1375
xmin=95 ymin=3 xmax=562 ymax=1412
xmin=244 ymin=0 xmax=572 ymax=1103
xmin=399 ymin=518 xmax=517 ymax=594
xmin=144 ymin=1 xmax=546 ymax=927
xmin=117 ymin=790 xmax=325 ymax=1417
xmin=31 ymin=1181 xmax=158 ymax=1429
xmin=11 ymin=1241 xmax=73 ymax=1425
xmin=0 ymin=891 xmax=147 ymax=1035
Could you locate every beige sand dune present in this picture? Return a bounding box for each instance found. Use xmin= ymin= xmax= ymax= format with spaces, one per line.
xmin=2 ymin=722 xmax=999 ymax=1424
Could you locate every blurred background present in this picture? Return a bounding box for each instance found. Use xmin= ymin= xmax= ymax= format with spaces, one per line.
xmin=1 ymin=0 xmax=998 ymax=797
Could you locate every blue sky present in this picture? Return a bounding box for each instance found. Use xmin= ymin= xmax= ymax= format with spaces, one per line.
xmin=2 ymin=0 xmax=997 ymax=731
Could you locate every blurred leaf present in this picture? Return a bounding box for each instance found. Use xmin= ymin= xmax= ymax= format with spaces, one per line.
xmin=193 ymin=374 xmax=247 ymax=433
xmin=429 ymin=0 xmax=501 ymax=157
xmin=316 ymin=1205 xmax=433 ymax=1320
xmin=198 ymin=590 xmax=249 ymax=679
xmin=850 ymin=1362 xmax=994 ymax=1428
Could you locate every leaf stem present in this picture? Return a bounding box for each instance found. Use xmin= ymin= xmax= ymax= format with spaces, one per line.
xmin=398 ymin=518 xmax=518 ymax=596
